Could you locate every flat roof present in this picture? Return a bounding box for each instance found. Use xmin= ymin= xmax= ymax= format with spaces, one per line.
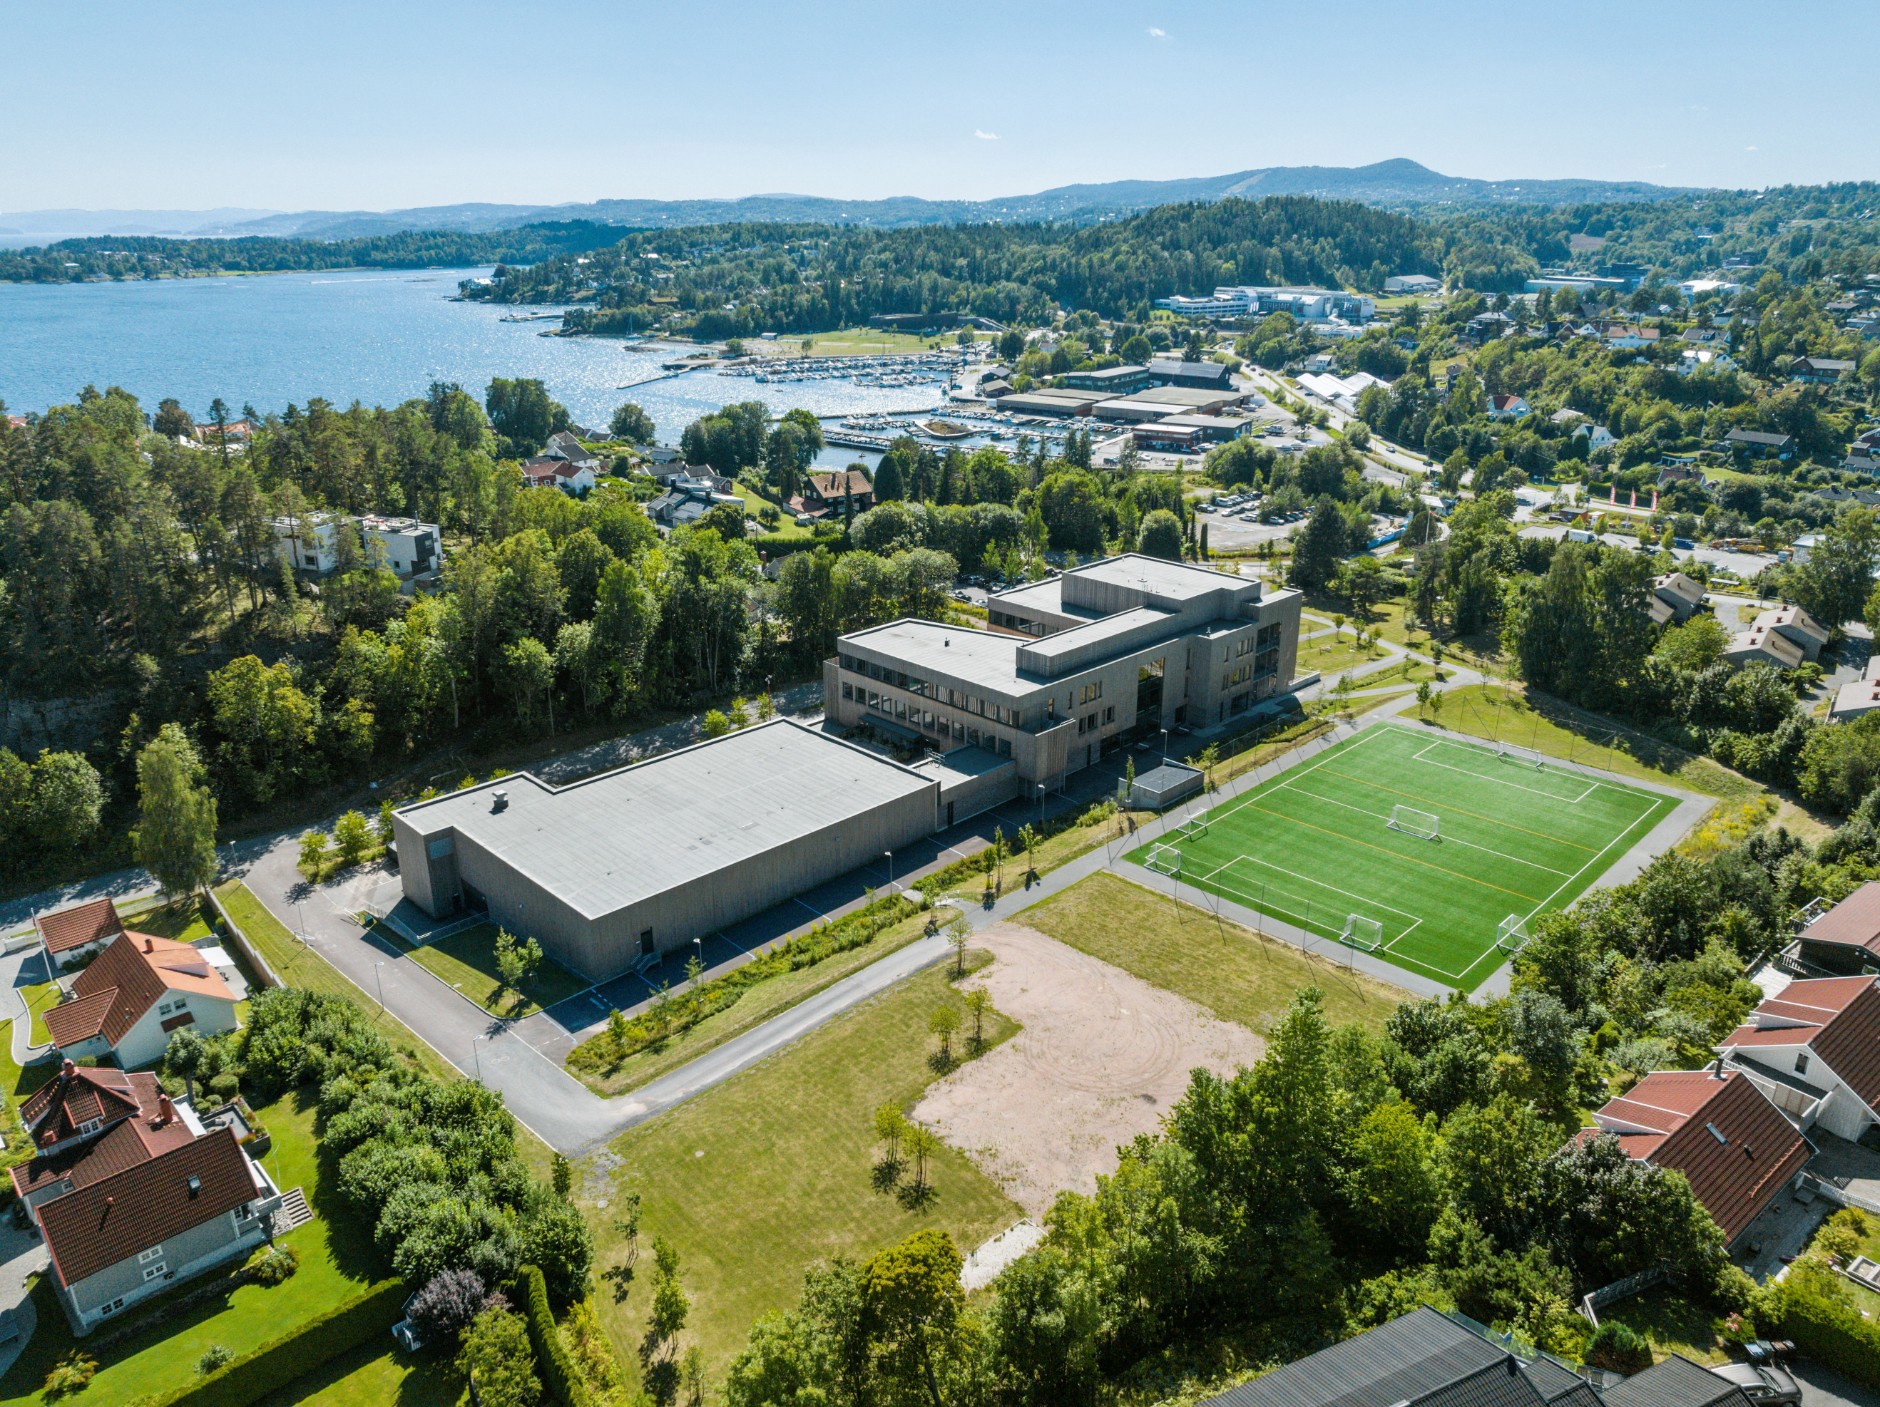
xmin=990 ymin=577 xmax=1103 ymax=621
xmin=1019 ymin=606 xmax=1171 ymax=664
xmin=396 ymin=719 xmax=933 ymax=918
xmin=1070 ymin=554 xmax=1252 ymax=602
xmin=846 ymin=619 xmax=1033 ymax=694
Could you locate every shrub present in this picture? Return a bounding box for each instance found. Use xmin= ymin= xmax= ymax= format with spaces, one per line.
xmin=43 ymin=1353 xmax=98 ymax=1399
xmin=458 ymin=1304 xmax=542 ymax=1407
xmin=1770 ymin=1260 xmax=1880 ymax=1389
xmin=409 ymin=1267 xmax=491 ymax=1342
xmin=245 ymin=1244 xmax=299 ymax=1286
xmin=1583 ymin=1321 xmax=1652 ymax=1374
xmin=519 ymin=1264 xmax=592 ymax=1407
xmin=197 ymin=1346 xmax=234 ymax=1376
xmin=147 ymin=1278 xmax=405 ymax=1407
xmin=207 ymin=1072 xmax=241 ymax=1101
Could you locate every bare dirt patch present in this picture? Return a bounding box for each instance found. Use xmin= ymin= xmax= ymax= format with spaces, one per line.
xmin=913 ymin=923 xmax=1265 ymax=1218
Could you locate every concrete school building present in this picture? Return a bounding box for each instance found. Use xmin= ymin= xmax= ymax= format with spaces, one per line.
xmin=826 ymin=554 xmax=1304 ymax=789
xmin=391 ymin=719 xmax=942 ymax=981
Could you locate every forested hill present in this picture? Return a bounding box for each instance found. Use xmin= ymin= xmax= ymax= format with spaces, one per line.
xmin=0 ymin=222 xmax=628 ymax=284
xmin=464 ymin=198 xmax=1442 ymax=337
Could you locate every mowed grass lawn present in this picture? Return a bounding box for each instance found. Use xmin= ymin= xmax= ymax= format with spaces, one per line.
xmin=587 ymin=957 xmax=1021 ymax=1388
xmin=1128 ymin=722 xmax=1679 ymax=991
xmin=389 ymin=921 xmax=589 ymax=1019
xmin=0 ymin=1092 xmax=386 ymax=1406
xmin=1021 ymin=872 xmax=1404 ymax=1034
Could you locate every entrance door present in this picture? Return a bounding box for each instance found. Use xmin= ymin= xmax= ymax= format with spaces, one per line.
xmin=639 ymin=929 xmax=655 ymax=957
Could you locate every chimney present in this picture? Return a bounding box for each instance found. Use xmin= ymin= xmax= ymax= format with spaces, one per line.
xmin=157 ymin=1094 xmax=174 ymax=1126
xmin=61 ymin=1058 xmax=75 ymax=1080
xmin=492 ymin=790 xmax=509 ymax=813
xmin=144 ymin=935 xmax=154 ymax=953
xmin=1712 ymin=1054 xmax=1726 ymax=1078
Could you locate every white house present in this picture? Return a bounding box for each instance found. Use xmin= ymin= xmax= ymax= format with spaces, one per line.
xmin=1718 ymin=976 xmax=1880 ymax=1142
xmin=43 ymin=932 xmax=240 ymax=1070
xmin=1485 ymin=393 xmax=1531 ymax=421
xmin=1678 ymin=348 xmax=1740 ymax=376
xmin=270 ymin=512 xmax=443 ymax=582
xmin=35 ymin=897 xmax=126 ymax=972
xmin=1572 ymin=422 xmax=1617 ymax=453
xmin=522 ymin=457 xmax=597 ymax=495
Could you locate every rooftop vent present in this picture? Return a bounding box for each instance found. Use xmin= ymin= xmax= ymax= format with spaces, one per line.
xmin=186 ymin=1175 xmax=202 ymax=1197
xmin=492 ymin=790 xmax=509 ymax=813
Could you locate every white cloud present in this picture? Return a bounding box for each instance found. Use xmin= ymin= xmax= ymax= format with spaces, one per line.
xmin=974 ymin=129 xmax=1000 ymax=142
xmin=1745 ymin=144 xmax=1758 ymax=151
xmin=1147 ymin=26 xmax=1167 ymax=37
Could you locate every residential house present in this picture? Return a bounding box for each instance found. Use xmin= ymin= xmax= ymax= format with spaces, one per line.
xmin=1462 ymin=310 xmax=1516 ymax=343
xmin=1651 ymin=571 xmax=1706 ymax=626
xmin=1145 ymin=358 xmax=1236 ymax=392
xmin=647 ymin=475 xmax=743 ymax=529
xmin=9 ymin=1064 xmax=280 ymax=1335
xmin=193 ymin=419 xmax=255 ymax=449
xmin=1682 ymin=326 xmax=1731 ymax=346
xmin=1750 ymin=605 xmax=1828 ymax=661
xmin=789 ymin=468 xmax=875 ymax=521
xmin=1486 ymin=393 xmax=1531 ymax=420
xmin=269 ymin=511 xmax=443 ymax=583
xmin=1723 ymin=622 xmax=1807 ymax=672
xmin=1830 ymin=657 xmax=1880 ymax=725
xmin=1678 ymin=348 xmax=1739 ymax=376
xmin=1791 ymin=356 xmax=1855 ymax=385
xmin=1199 ymin=1304 xmax=1751 ymax=1407
xmin=977 ymin=378 xmax=1014 ymax=400
xmin=1678 ymin=278 xmax=1744 ymax=301
xmin=1720 ymin=428 xmax=1795 ymax=461
xmin=36 ymin=897 xmax=126 ymax=972
xmin=1842 ymin=453 xmax=1880 ymax=477
xmin=1580 ymin=1068 xmax=1810 ymax=1245
xmin=644 ymin=446 xmax=684 ymax=466
xmin=1657 ymin=457 xmax=1703 ymax=487
xmin=1573 ymin=422 xmax=1617 ymax=453
xmin=43 ymin=931 xmax=240 ymax=1069
xmin=544 ymin=430 xmax=603 ymax=472
xmin=1601 ymin=323 xmax=1662 ymax=350
xmin=1718 ymin=976 xmax=1880 ymax=1141
xmin=1792 ymin=880 xmax=1880 ymax=973
xmin=522 ymin=457 xmax=596 ymax=495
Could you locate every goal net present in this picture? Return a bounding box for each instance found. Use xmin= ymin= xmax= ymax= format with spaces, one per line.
xmin=1497 ymin=741 xmax=1545 ymax=771
xmin=1340 ymin=914 xmax=1384 ymax=951
xmin=1175 ymin=814 xmax=1209 ymax=841
xmin=1496 ymin=914 xmax=1531 ymax=953
xmin=1387 ymin=804 xmax=1440 ymax=841
xmin=1145 ymin=844 xmax=1182 ymax=877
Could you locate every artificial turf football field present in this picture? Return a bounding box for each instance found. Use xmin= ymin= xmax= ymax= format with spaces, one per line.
xmin=1126 ymin=722 xmax=1680 ymax=991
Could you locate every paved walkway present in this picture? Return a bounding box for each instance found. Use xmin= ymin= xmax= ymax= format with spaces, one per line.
xmin=1 ymin=949 xmax=56 ymax=1069
xmin=0 ymin=1219 xmax=45 ymax=1379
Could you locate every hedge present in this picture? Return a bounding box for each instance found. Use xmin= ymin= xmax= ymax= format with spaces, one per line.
xmin=519 ymin=1264 xmax=591 ymax=1407
xmin=1771 ymin=1271 xmax=1880 ymax=1389
xmin=146 ymin=1278 xmax=407 ymax=1407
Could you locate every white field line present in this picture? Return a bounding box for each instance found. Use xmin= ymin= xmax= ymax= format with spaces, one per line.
xmin=1203 ymin=724 xmax=1389 ymax=832
xmin=1412 ymin=739 xmax=1596 ymax=804
xmin=1219 ymin=854 xmax=1424 ymax=929
xmin=1274 ymin=781 xmax=1576 ymax=878
xmin=1520 ymin=792 xmax=1671 ymax=925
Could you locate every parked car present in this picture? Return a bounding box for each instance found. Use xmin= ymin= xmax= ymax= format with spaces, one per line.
xmin=1707 ymin=1364 xmax=1799 ymax=1407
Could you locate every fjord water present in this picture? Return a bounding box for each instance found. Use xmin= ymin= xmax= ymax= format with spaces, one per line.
xmin=0 ymin=267 xmax=941 ymax=444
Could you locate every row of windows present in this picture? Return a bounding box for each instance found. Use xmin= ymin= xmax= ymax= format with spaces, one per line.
xmin=1223 ymin=663 xmax=1252 ymax=689
xmin=838 ymin=655 xmax=1021 ymax=727
xmin=988 ymin=610 xmax=1051 ymax=637
xmin=843 ymin=684 xmax=1015 ymax=758
xmin=1076 ymin=708 xmax=1115 ymax=736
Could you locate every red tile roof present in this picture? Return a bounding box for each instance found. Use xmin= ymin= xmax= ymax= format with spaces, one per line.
xmin=42 ymin=932 xmax=235 ymax=1053
xmin=1587 ymin=1069 xmax=1811 ymax=1242
xmin=37 ymin=1126 xmax=260 ymax=1286
xmin=1802 ymin=883 xmax=1880 ymax=959
xmin=10 ymin=1069 xmax=195 ymax=1198
xmin=34 ymin=898 xmax=125 ymax=956
xmin=1723 ymin=977 xmax=1880 ymax=1119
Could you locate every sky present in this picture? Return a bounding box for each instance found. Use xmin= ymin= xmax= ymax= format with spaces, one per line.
xmin=6 ymin=0 xmax=1877 ymax=214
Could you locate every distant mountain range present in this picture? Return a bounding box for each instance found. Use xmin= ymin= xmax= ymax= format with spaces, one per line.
xmin=1 ymin=159 xmax=1700 ymax=245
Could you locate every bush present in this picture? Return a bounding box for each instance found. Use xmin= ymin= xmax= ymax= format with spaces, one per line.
xmin=197 ymin=1346 xmax=234 ymax=1376
xmin=1583 ymin=1321 xmax=1652 ymax=1374
xmin=410 ymin=1267 xmax=493 ymax=1342
xmin=207 ymin=1072 xmax=241 ymax=1101
xmin=147 ymin=1279 xmax=405 ymax=1407
xmin=457 ymin=1304 xmax=541 ymax=1407
xmin=43 ymin=1353 xmax=98 ymax=1399
xmin=519 ymin=1264 xmax=592 ymax=1407
xmin=245 ymin=1244 xmax=299 ymax=1286
xmin=1770 ymin=1261 xmax=1880 ymax=1389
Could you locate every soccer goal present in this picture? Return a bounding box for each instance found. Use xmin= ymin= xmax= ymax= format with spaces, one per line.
xmin=1386 ymin=804 xmax=1440 ymax=841
xmin=1340 ymin=914 xmax=1385 ymax=951
xmin=1497 ymin=741 xmax=1546 ymax=772
xmin=1145 ymin=844 xmax=1182 ymax=877
xmin=1496 ymin=914 xmax=1531 ymax=954
xmin=1175 ymin=814 xmax=1209 ymax=841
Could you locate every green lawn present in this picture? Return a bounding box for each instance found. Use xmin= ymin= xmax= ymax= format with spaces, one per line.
xmin=391 ymin=922 xmax=589 ymax=1019
xmin=1127 ymin=721 xmax=1679 ymax=991
xmin=751 ymin=327 xmax=979 ymax=357
xmin=1434 ymin=684 xmax=1759 ymax=801
xmin=1600 ymin=1287 xmax=1730 ymax=1365
xmin=21 ymin=979 xmax=58 ymax=1047
xmin=585 ymin=955 xmax=1021 ymax=1387
xmin=257 ymin=1341 xmax=456 ymax=1407
xmin=0 ymin=1091 xmax=385 ymax=1405
xmin=1298 ymin=626 xmax=1391 ymax=678
xmin=1021 ymin=872 xmax=1404 ymax=1034
xmin=122 ymin=896 xmax=216 ymax=943
xmin=567 ymin=909 xmax=932 ymax=1096
xmin=731 ymin=483 xmax=814 ymax=541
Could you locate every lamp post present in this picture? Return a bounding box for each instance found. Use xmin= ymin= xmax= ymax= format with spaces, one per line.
xmin=1160 ymin=728 xmax=1170 ymax=764
xmin=373 ymin=961 xmax=385 ymax=1010
xmin=884 ymin=850 xmax=894 ymax=890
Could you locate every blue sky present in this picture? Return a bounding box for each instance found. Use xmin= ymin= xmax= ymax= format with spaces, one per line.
xmin=6 ymin=0 xmax=1874 ymax=212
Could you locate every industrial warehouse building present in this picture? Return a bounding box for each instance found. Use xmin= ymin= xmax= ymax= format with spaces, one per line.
xmin=390 ymin=720 xmax=943 ymax=981
xmin=826 ymin=555 xmax=1303 ymax=789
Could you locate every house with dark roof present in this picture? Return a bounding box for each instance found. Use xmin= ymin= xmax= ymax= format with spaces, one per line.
xmin=1581 ymin=1068 xmax=1811 ymax=1245
xmin=1650 ymin=572 xmax=1706 ymax=627
xmin=42 ymin=932 xmax=239 ymax=1069
xmin=788 ymin=468 xmax=875 ymax=521
xmin=1200 ymin=1307 xmax=1751 ymax=1407
xmin=36 ymin=897 xmax=126 ymax=971
xmin=544 ymin=430 xmax=602 ymax=471
xmin=522 ymin=456 xmax=597 ymax=495
xmin=1793 ymin=881 xmax=1880 ymax=973
xmin=1720 ymin=429 xmax=1795 ymax=461
xmin=1791 ymin=357 xmax=1855 ymax=385
xmin=1147 ymin=358 xmax=1236 ymax=392
xmin=1718 ymin=976 xmax=1880 ymax=1142
xmin=10 ymin=1063 xmax=281 ymax=1334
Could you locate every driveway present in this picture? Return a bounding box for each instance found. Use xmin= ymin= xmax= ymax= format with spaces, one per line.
xmin=1793 ymin=1362 xmax=1880 ymax=1407
xmin=0 ymin=1222 xmax=46 ymax=1380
